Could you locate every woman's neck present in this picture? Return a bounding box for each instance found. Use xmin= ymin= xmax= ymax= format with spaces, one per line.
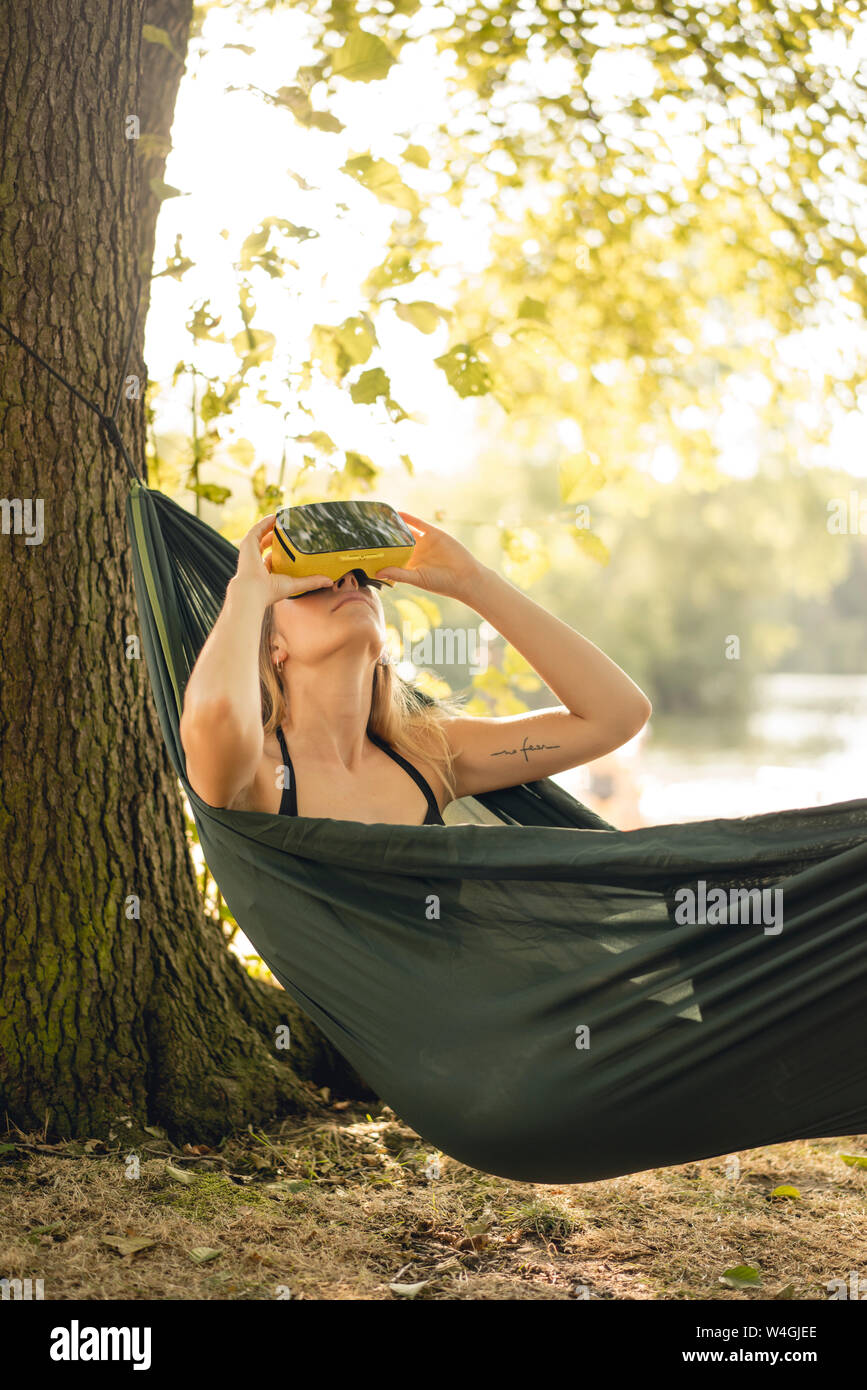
xmin=281 ymin=653 xmax=377 ymax=770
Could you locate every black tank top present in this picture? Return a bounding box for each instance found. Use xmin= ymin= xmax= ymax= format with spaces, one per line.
xmin=274 ymin=725 xmax=445 ymax=826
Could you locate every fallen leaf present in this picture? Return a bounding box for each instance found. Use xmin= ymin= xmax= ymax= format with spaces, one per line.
xmin=189 ymin=1247 xmax=222 ymax=1264
xmin=102 ymin=1235 xmax=156 ymax=1256
xmin=165 ymin=1162 xmax=194 ymax=1185
xmin=719 ymin=1264 xmax=762 ymax=1290
xmin=389 ymin=1280 xmax=430 ymax=1298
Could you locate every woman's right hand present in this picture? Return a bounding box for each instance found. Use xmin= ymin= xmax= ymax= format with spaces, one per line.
xmin=235 ymin=513 xmax=334 ymax=606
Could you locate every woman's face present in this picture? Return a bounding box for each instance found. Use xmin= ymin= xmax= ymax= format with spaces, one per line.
xmin=271 ymin=569 xmax=387 ymax=669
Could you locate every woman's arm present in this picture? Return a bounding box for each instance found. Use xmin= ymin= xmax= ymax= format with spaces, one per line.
xmin=179 ymin=515 xmax=332 ymax=807
xmin=441 ymin=564 xmax=651 ymax=797
xmin=377 ymin=512 xmax=652 ymax=800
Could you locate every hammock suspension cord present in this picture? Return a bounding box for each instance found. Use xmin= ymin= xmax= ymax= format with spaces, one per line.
xmin=0 ymin=304 xmax=142 ymax=484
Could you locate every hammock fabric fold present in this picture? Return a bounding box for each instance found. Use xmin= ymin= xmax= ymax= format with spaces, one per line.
xmin=127 ymin=480 xmax=867 ymax=1183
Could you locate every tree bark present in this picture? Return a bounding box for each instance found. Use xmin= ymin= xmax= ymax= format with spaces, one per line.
xmin=0 ymin=0 xmax=365 ymax=1142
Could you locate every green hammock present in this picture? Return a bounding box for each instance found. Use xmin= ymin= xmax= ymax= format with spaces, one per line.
xmin=127 ymin=479 xmax=867 ymax=1184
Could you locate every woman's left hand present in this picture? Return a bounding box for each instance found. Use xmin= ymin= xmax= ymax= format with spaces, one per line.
xmin=376 ymin=512 xmax=484 ymax=602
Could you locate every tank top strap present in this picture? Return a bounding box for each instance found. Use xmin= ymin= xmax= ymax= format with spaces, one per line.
xmin=274 ymin=725 xmax=297 ymax=816
xmin=367 ymin=729 xmax=444 ymax=825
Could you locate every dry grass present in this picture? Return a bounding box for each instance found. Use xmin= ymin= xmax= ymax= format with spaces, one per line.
xmin=1 ymin=1106 xmax=865 ymax=1301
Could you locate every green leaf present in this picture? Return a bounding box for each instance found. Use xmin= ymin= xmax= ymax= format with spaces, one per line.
xmin=270 ymin=86 xmax=344 ymax=133
xmin=719 ymin=1264 xmax=762 ymax=1289
xmin=334 ymin=316 xmax=378 ymax=363
xmin=294 ymin=430 xmax=337 ymax=455
xmin=571 ymin=529 xmax=610 ymax=566
xmin=239 ymin=226 xmax=270 ymax=264
xmin=342 ymin=155 xmax=420 ymax=213
xmin=350 ymin=367 xmax=391 ymax=403
xmin=200 ymin=378 xmax=243 ymax=422
xmin=271 ymin=86 xmax=306 ymax=116
xmin=311 ymin=316 xmax=377 ymax=381
xmin=142 ymin=24 xmax=183 ymax=62
xmin=188 ymin=482 xmax=232 ymax=506
xmin=517 ymin=296 xmax=548 ymax=321
xmin=365 ymin=246 xmax=419 ymax=292
xmin=275 ymin=219 xmax=318 ymax=242
xmin=770 ymin=1185 xmax=801 ymax=1200
xmin=434 ymin=343 xmax=492 ymax=398
xmin=331 ymin=31 xmax=396 ymax=82
xmin=560 ymin=451 xmax=606 ymax=502
xmin=153 ymin=256 xmax=194 ymax=282
xmin=395 ymin=598 xmax=432 ymax=640
xmin=501 ymin=528 xmax=550 ymax=586
xmin=409 ymin=592 xmax=442 ymax=626
xmin=839 ymin=1153 xmax=867 ymax=1168
xmin=186 ymin=304 xmax=223 ymax=342
xmin=403 ymin=144 xmax=430 ymax=167
xmin=400 ymin=453 xmax=414 ymax=475
xmin=231 ymin=328 xmax=275 ymax=368
xmin=343 ymin=452 xmax=377 ymax=485
xmin=307 ymin=110 xmax=345 ymax=134
xmin=395 ymin=301 xmax=445 ymax=334
xmin=149 ymin=177 xmax=187 ymax=202
xmin=309 ymin=326 xmax=343 ymax=381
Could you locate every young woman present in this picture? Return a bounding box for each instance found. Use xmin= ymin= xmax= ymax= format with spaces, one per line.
xmin=180 ymin=509 xmax=652 ymax=825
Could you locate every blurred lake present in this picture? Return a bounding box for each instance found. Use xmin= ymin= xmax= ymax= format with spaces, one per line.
xmin=557 ymin=674 xmax=867 ymax=829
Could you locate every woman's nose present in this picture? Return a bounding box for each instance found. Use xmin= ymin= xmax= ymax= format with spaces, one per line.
xmin=335 ymin=571 xmax=360 ymax=590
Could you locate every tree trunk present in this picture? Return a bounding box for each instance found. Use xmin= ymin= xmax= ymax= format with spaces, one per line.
xmin=0 ymin=0 xmax=365 ymax=1142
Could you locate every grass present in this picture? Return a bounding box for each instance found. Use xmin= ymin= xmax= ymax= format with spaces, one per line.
xmin=1 ymin=1106 xmax=865 ymax=1300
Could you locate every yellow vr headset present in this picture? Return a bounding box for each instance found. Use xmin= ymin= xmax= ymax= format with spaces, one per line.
xmin=271 ymin=500 xmax=415 ymax=595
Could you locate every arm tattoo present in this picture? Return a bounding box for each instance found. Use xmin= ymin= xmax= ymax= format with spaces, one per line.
xmin=491 ymin=736 xmax=561 ymax=762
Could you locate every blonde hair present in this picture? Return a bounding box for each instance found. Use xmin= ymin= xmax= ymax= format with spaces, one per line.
xmin=259 ymin=603 xmax=462 ymax=803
